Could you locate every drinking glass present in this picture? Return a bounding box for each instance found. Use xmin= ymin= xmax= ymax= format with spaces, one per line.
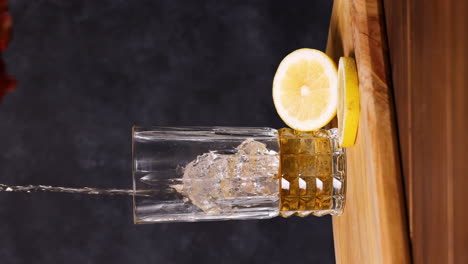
xmin=132 ymin=126 xmax=345 ymax=223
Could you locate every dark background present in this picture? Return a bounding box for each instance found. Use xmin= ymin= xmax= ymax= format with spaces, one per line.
xmin=0 ymin=0 xmax=334 ymax=263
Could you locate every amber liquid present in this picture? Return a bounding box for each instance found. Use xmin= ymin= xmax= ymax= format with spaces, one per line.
xmin=278 ymin=128 xmax=345 ymax=217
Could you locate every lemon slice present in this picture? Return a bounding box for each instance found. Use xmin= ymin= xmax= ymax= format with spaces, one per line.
xmin=337 ymin=57 xmax=360 ymax=147
xmin=273 ymin=48 xmax=338 ymax=131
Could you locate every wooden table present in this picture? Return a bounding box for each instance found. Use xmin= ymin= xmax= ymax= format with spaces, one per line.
xmin=327 ymin=0 xmax=468 ymax=263
xmin=384 ymin=0 xmax=468 ymax=263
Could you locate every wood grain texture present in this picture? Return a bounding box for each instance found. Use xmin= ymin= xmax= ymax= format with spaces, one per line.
xmin=327 ymin=0 xmax=411 ymax=263
xmin=384 ymin=0 xmax=468 ymax=263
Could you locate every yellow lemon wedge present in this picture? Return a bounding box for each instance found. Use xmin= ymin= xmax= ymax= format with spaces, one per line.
xmin=337 ymin=57 xmax=360 ymax=147
xmin=273 ymin=48 xmax=338 ymax=131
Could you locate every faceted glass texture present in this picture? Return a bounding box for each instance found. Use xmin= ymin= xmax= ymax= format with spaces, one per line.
xmin=278 ymin=128 xmax=346 ymax=217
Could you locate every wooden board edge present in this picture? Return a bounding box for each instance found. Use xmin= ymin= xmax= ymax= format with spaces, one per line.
xmin=327 ymin=0 xmax=411 ymax=263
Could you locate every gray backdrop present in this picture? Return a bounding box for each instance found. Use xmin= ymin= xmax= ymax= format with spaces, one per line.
xmin=0 ymin=0 xmax=335 ymax=263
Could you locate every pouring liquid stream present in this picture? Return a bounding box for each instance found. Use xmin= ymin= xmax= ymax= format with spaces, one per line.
xmin=0 ymin=184 xmax=152 ymax=197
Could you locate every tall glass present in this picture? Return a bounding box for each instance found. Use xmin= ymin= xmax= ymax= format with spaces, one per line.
xmin=132 ymin=126 xmax=345 ymax=223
